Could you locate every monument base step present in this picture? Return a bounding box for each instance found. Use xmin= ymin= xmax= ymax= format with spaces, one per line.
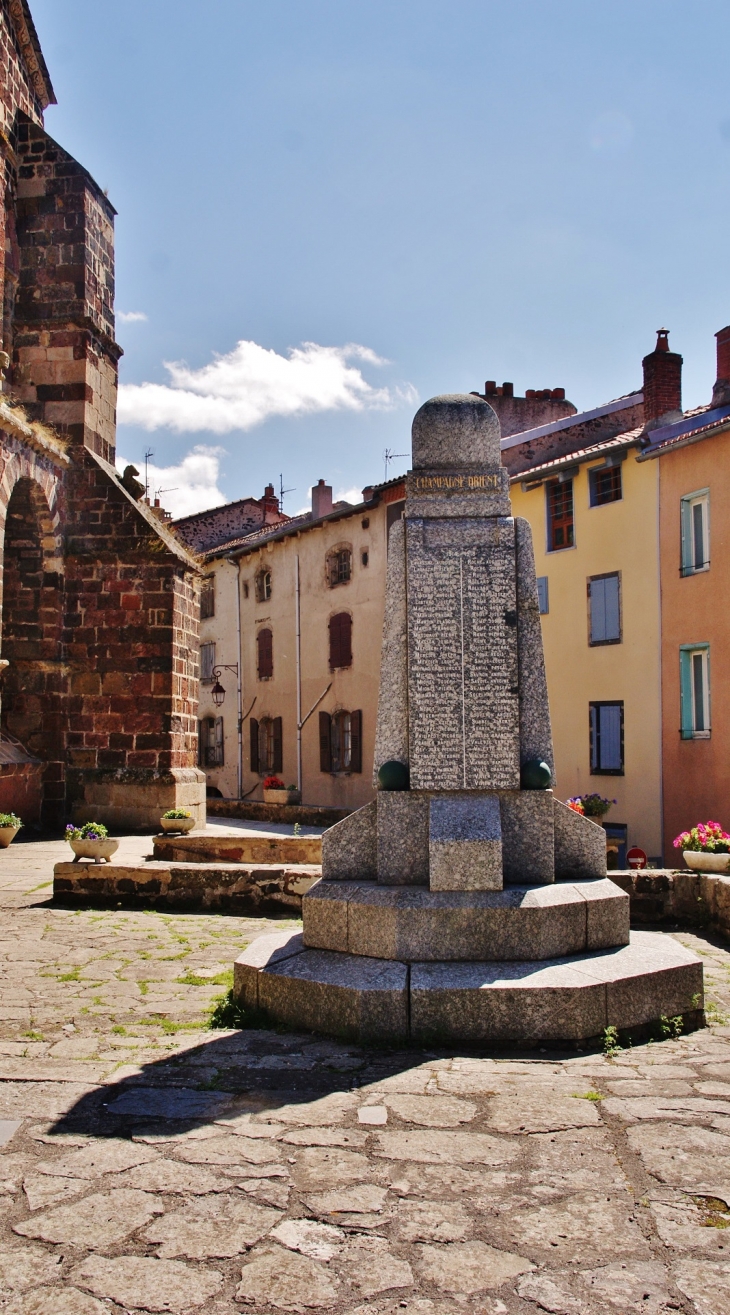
xmin=233 ymin=929 xmax=704 ymax=1046
xmin=303 ymin=877 xmax=629 ymax=961
xmin=53 ymin=861 xmax=320 ymax=913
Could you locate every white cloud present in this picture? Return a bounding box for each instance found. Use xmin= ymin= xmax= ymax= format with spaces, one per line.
xmin=118 ymin=310 xmax=148 ymax=323
xmin=116 ymin=445 xmax=226 ymax=519
xmin=118 ymin=338 xmax=417 ymax=434
xmin=334 ymin=485 xmax=364 ymax=506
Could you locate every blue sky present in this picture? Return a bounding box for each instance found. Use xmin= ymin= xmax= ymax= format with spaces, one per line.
xmin=32 ymin=0 xmax=730 ymax=516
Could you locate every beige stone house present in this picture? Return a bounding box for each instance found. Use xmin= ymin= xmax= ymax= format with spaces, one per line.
xmin=189 ymin=476 xmax=405 ymax=808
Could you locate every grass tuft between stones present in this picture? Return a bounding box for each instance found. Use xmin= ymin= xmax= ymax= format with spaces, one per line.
xmin=208 ymin=988 xmax=269 ymax=1030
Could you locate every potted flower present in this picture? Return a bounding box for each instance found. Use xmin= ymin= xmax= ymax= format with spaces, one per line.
xmin=262 ymin=776 xmax=300 ymax=805
xmin=0 ymin=812 xmax=22 ymax=848
xmin=66 ymin=821 xmax=119 ymax=864
xmin=674 ymin=821 xmax=730 ymax=874
xmin=160 ymin=808 xmax=196 ymax=834
xmin=570 ymin=793 xmax=617 ymax=820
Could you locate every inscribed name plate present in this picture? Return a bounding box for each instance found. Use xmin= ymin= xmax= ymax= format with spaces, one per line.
xmin=406 ymin=516 xmax=520 ymax=790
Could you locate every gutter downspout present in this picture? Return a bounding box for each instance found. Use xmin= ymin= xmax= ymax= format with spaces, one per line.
xmin=295 ymin=555 xmax=302 ymax=794
xmin=226 ymin=556 xmax=244 ymax=800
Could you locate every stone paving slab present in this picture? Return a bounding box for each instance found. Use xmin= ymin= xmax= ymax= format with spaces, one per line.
xmin=1 ymin=837 xmax=730 ymax=1312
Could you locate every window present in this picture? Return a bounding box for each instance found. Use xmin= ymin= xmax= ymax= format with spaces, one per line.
xmin=255 ymin=568 xmax=272 ymax=601
xmin=680 ymin=490 xmax=709 ymax=575
xmin=588 ymin=573 xmax=621 ymax=645
xmin=200 ymin=576 xmax=215 ymax=619
xmin=604 ymin=823 xmax=628 ymax=871
xmin=200 ymin=641 xmax=216 ymax=683
xmin=198 ymin=716 xmax=224 ymax=767
xmin=589 ymin=701 xmax=624 ymax=774
xmin=249 ymin=716 xmax=282 ymax=773
xmin=257 ymin=628 xmax=273 ymax=680
xmin=319 ymin=710 xmax=362 ymax=773
xmin=547 ymin=479 xmax=574 ymax=551
xmin=680 ymin=645 xmax=710 ymax=739
xmin=329 ymin=612 xmax=352 ymax=669
xmin=327 ymin=547 xmax=352 ymax=587
xmin=536 ymin=576 xmax=549 ymax=615
xmin=361 ymin=550 xmax=369 ymax=567
xmin=589 ymin=463 xmax=622 ymax=507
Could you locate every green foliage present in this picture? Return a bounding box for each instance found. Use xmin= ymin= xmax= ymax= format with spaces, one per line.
xmin=573 ymin=1090 xmax=603 ymax=1102
xmin=208 ymin=987 xmax=268 ymax=1030
xmin=66 ymin=821 xmax=109 ymax=840
xmin=658 ymin=1014 xmax=684 ymax=1040
xmin=602 ymin=1025 xmax=622 ymax=1056
xmin=0 ymin=812 xmax=22 ymax=828
xmin=162 ymin=809 xmax=191 ymax=820
xmin=177 ymin=968 xmax=233 ymax=988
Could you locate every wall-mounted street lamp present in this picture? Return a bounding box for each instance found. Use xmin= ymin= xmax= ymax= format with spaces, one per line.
xmin=210 ymin=665 xmax=238 ymax=708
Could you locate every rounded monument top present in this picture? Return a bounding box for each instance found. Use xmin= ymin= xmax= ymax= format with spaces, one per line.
xmin=411 ymin=394 xmax=501 ymax=470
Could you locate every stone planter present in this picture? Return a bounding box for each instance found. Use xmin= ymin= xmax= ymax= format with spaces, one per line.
xmin=0 ymin=826 xmax=19 ymax=849
xmin=69 ymin=838 xmax=119 ymax=864
xmin=684 ymin=849 xmax=730 ymax=874
xmin=263 ymin=788 xmax=300 ymax=805
xmin=160 ymin=816 xmax=195 ymax=834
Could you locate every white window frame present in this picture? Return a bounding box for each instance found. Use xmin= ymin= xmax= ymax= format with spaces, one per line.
xmin=680 ymin=489 xmax=710 ymax=576
xmin=680 ymin=644 xmax=711 ymax=739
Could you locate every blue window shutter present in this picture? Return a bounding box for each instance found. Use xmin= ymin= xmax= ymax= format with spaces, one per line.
xmin=599 ymin=704 xmax=622 ymax=770
xmin=589 ymin=704 xmax=598 ymax=770
xmin=680 ymin=498 xmax=692 ymax=575
xmin=537 ymin=576 xmax=549 ymax=614
xmin=604 ymin=576 xmax=620 ymax=641
xmin=590 ymin=578 xmax=607 ymax=643
xmin=679 ymin=649 xmax=693 ymax=738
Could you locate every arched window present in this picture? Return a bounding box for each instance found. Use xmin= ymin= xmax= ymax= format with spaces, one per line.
xmin=257 ymin=628 xmax=273 ymax=679
xmin=326 ymin=546 xmax=352 ymax=587
xmin=328 ymin=612 xmax=352 ymax=669
xmin=255 ymin=568 xmax=272 ymax=602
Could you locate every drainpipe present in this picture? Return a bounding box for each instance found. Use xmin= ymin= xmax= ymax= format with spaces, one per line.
xmin=226 ymin=556 xmax=244 ymax=799
xmin=295 ymin=554 xmax=302 ymax=793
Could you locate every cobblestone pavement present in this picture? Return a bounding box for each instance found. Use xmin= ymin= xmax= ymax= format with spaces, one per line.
xmin=2 ymin=839 xmax=730 ymax=1314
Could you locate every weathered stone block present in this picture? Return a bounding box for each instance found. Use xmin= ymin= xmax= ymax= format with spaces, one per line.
xmin=321 ymin=800 xmax=376 ymax=882
xmin=429 ymin=795 xmax=502 ymax=891
xmin=373 ymin=516 xmax=408 ymax=782
xmin=233 ymin=930 xmax=306 ymax=1010
xmin=257 ymin=947 xmax=409 ymax=1044
xmin=514 ymin=516 xmax=554 ymax=777
xmin=302 ymin=879 xmax=358 ymax=950
xmin=499 ymin=790 xmax=554 ymax=885
xmin=553 ymin=798 xmax=606 ymax=879
xmin=377 ymin=791 xmax=429 ymax=885
xmin=582 ymin=878 xmax=630 ymax=948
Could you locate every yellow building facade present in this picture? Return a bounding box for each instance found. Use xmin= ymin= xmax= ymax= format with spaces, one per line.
xmin=510 ymin=441 xmax=663 ymax=861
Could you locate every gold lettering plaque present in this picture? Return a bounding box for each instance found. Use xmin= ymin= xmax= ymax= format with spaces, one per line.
xmin=411 ymin=473 xmax=500 ymax=492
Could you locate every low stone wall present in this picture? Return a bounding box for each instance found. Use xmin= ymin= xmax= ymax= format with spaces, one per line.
xmin=206 ymin=799 xmax=351 ymax=827
xmin=53 ymin=860 xmax=320 ymax=913
xmin=610 ymin=868 xmax=730 ymax=936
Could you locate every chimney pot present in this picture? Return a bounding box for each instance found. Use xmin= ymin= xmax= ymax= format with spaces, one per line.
xmin=484 ymin=380 xmax=497 ymax=395
xmin=551 ymin=388 xmax=565 ymax=400
xmin=642 ymin=329 xmax=683 ymax=429
xmin=502 ymin=381 xmax=514 ymax=398
xmin=525 ymin=389 xmax=536 ymax=399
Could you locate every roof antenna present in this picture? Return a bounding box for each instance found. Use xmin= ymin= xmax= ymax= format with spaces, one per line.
xmin=279 ymin=473 xmax=295 ymax=514
xmin=144 ymin=448 xmax=154 ymax=501
xmin=383 ymin=448 xmax=408 ymax=482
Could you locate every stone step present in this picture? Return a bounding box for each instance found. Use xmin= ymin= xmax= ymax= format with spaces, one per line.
xmin=152 ymin=833 xmax=322 ymax=865
xmin=233 ymin=928 xmax=704 ymax=1046
xmin=207 ymin=799 xmax=351 ymax=826
xmin=53 ymin=860 xmax=320 ymax=912
xmin=303 ymin=877 xmax=629 ymax=962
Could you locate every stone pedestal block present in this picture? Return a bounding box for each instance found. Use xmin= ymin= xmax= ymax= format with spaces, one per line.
xmin=320 ymin=800 xmax=376 ymax=881
xmin=376 ymin=792 xmax=429 ymax=885
xmin=499 ymin=789 xmax=554 ymax=885
xmin=73 ymin=767 xmax=206 ymax=833
xmin=373 ymin=517 xmax=408 ymax=781
xmin=553 ymin=797 xmax=607 ymax=879
xmin=429 ymin=795 xmax=502 ymax=891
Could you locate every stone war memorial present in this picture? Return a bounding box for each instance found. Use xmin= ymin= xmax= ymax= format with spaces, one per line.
xmin=235 ymin=394 xmax=704 ymax=1044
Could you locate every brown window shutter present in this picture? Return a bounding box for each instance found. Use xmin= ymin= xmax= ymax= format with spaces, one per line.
xmin=250 ymin=718 xmax=259 ymax=772
xmin=350 ymin=710 xmax=362 ymax=773
xmin=273 ymin=717 xmax=283 ymax=774
xmin=329 ymin=612 xmax=352 ymax=669
xmin=257 ymin=628 xmax=273 ymax=679
xmin=319 ymin=711 xmax=332 ymax=772
xmin=215 ymin=717 xmax=224 ymax=767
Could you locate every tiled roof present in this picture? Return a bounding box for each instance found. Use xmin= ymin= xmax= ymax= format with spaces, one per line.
xmin=638 ymin=403 xmax=730 ymax=457
xmin=202 ymin=497 xmax=379 ymax=562
xmin=509 ymin=429 xmax=644 ymax=483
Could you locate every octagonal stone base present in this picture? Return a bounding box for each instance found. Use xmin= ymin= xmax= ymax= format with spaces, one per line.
xmin=302 ymin=878 xmax=629 ymax=962
xmin=233 ymin=928 xmax=703 ymax=1046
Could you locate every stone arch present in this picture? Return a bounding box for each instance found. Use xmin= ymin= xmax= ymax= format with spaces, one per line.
xmin=0 ymin=462 xmax=66 ymax=821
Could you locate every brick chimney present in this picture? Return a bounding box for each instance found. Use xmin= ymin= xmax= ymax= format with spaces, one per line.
xmin=712 ymin=325 xmax=730 ymax=406
xmin=642 ymin=329 xmax=683 ymax=430
xmin=311 ymin=478 xmax=333 ymax=519
xmin=260 ymin=483 xmax=281 ymax=523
